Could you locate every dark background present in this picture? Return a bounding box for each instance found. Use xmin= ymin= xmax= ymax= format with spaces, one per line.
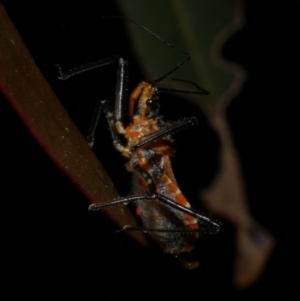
xmin=1 ymin=0 xmax=298 ymax=299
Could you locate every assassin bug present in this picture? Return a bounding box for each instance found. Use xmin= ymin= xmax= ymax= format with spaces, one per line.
xmin=57 ymin=18 xmax=221 ymax=256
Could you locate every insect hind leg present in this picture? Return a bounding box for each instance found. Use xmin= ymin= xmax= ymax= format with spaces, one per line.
xmin=89 ymin=192 xmax=221 ymax=234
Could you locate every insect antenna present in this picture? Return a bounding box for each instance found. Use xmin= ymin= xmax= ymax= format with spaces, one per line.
xmin=156 ymin=78 xmax=210 ymax=95
xmin=103 ymin=16 xmax=191 ymax=83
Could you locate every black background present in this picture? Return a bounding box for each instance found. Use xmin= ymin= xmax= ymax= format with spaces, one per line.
xmin=1 ymin=0 xmax=299 ymax=299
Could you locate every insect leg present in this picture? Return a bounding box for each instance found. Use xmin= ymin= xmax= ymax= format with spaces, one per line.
xmin=86 ymin=100 xmax=102 ymax=148
xmin=117 ymin=225 xmax=200 ymax=233
xmin=133 ymin=163 xmax=220 ymax=232
xmin=89 ymin=194 xmax=220 ymax=232
xmin=156 ymin=194 xmax=221 ymax=233
xmin=113 ymin=57 xmax=128 ymax=124
xmin=89 ymin=160 xmax=220 ymax=230
xmin=57 ymin=56 xmax=129 ymax=150
xmin=131 ymin=116 xmax=198 ymax=151
xmin=88 ymin=195 xmax=150 ymax=210
xmin=56 ymin=56 xmax=120 ymax=80
xmin=88 ymin=165 xmax=157 ymax=210
xmin=86 ymin=99 xmax=126 ymax=152
xmin=89 ymin=192 xmax=220 ymax=233
xmin=86 ymin=57 xmax=129 ymax=150
xmin=133 ymin=165 xmax=157 ymax=195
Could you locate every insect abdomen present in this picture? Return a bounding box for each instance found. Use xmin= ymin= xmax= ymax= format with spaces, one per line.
xmin=137 ymin=199 xmax=198 ymax=254
xmin=134 ymin=172 xmax=199 ymax=254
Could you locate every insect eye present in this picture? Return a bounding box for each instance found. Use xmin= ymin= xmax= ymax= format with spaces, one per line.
xmin=145 ymin=98 xmax=159 ymax=117
xmin=146 ymin=98 xmax=157 ymax=108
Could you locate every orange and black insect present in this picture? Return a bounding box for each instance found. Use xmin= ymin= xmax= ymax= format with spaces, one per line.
xmin=57 ymin=18 xmax=221 ymax=256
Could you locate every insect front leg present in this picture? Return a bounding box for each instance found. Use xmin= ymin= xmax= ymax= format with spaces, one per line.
xmin=87 ymin=56 xmax=129 ymax=152
xmin=57 ymin=56 xmax=130 ymax=151
xmin=86 ymin=99 xmax=126 ymax=152
xmin=86 ymin=100 xmax=102 ymax=148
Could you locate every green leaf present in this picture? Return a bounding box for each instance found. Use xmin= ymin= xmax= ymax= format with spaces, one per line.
xmin=118 ymin=0 xmax=245 ymax=109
